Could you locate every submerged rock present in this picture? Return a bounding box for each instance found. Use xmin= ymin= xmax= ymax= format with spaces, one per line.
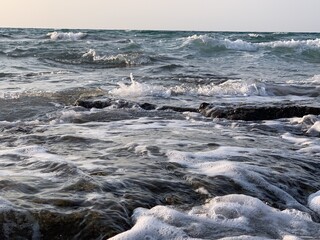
xmin=199 ymin=103 xmax=320 ymax=121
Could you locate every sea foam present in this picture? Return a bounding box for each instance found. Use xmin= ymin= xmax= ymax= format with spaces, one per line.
xmin=308 ymin=191 xmax=320 ymax=215
xmin=110 ymin=194 xmax=319 ymax=239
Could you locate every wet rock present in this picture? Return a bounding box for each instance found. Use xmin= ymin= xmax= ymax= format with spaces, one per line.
xmin=157 ymin=105 xmax=198 ymax=113
xmin=199 ymin=103 xmax=320 ymax=121
xmin=75 ymin=98 xmax=320 ymax=121
xmin=75 ymin=98 xmax=136 ymax=109
xmin=75 ymin=97 xmax=196 ymax=113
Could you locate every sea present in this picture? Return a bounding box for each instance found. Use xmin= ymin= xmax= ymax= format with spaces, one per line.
xmin=0 ymin=28 xmax=320 ymax=239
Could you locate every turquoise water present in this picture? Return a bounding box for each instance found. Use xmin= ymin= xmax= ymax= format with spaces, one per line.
xmin=0 ymin=28 xmax=320 ymax=239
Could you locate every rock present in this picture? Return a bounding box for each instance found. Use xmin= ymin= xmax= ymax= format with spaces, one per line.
xmin=75 ymin=98 xmax=196 ymax=112
xmin=75 ymin=98 xmax=320 ymax=121
xmin=199 ymin=103 xmax=320 ymax=121
xmin=157 ymin=105 xmax=198 ymax=113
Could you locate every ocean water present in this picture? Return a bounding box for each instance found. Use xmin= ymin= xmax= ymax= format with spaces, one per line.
xmin=0 ymin=28 xmax=320 ymax=239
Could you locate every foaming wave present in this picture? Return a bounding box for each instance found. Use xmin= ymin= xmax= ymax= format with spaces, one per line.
xmin=110 ymin=73 xmax=171 ymax=98
xmin=111 ymin=194 xmax=320 ymax=239
xmin=310 ymin=74 xmax=320 ymax=84
xmin=110 ymin=76 xmax=268 ymax=99
xmin=248 ymin=33 xmax=265 ymax=38
xmin=194 ymin=79 xmax=267 ymax=96
xmin=259 ymin=38 xmax=320 ymax=50
xmin=183 ymin=34 xmax=320 ymax=53
xmin=183 ymin=34 xmax=258 ymax=51
xmin=282 ymin=115 xmax=320 ymax=155
xmin=0 ymin=91 xmax=21 ymax=99
xmin=47 ymin=31 xmax=87 ymax=41
xmin=290 ymin=115 xmax=320 ymax=137
xmin=309 ymin=191 xmax=320 ymax=215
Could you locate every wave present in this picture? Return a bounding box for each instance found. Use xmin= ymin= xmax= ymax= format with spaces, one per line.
xmin=183 ymin=34 xmax=320 ymax=53
xmin=109 ymin=75 xmax=320 ymax=103
xmin=44 ymin=49 xmax=152 ymax=68
xmin=81 ymin=49 xmax=152 ymax=67
xmin=286 ymin=75 xmax=320 ymax=86
xmin=182 ymin=34 xmax=258 ymax=52
xmin=110 ymin=75 xmax=268 ymax=99
xmin=46 ymin=31 xmax=87 ymax=41
xmin=109 ymin=73 xmax=171 ymax=98
xmin=259 ymin=38 xmax=320 ymax=49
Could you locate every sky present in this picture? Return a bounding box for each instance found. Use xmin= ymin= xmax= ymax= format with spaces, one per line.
xmin=1 ymin=0 xmax=320 ymax=32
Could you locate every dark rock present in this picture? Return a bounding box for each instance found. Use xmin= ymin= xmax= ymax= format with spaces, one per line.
xmin=139 ymin=102 xmax=157 ymax=110
xmin=75 ymin=97 xmax=197 ymax=113
xmin=158 ymin=105 xmax=198 ymax=113
xmin=75 ymin=99 xmax=113 ymax=109
xmin=199 ymin=103 xmax=320 ymax=121
xmin=75 ymin=98 xmax=136 ymax=109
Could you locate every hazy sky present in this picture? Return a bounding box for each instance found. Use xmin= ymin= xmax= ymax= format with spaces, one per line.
xmin=1 ymin=0 xmax=320 ymax=32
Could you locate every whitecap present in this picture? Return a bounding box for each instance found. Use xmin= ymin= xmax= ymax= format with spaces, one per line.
xmin=306 ymin=121 xmax=320 ymax=136
xmin=223 ymin=38 xmax=258 ymax=51
xmin=182 ymin=34 xmax=258 ymax=52
xmin=82 ymin=49 xmax=151 ymax=66
xmin=259 ymin=38 xmax=320 ymax=50
xmin=47 ymin=31 xmax=87 ymax=41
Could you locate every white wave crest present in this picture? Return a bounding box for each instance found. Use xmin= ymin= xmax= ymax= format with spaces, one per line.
xmin=47 ymin=31 xmax=87 ymax=41
xmin=173 ymin=80 xmax=268 ymax=97
xmin=183 ymin=34 xmax=258 ymax=51
xmin=223 ymin=38 xmax=258 ymax=51
xmin=82 ymin=49 xmax=151 ymax=66
xmin=110 ymin=76 xmax=268 ymax=99
xmin=183 ymin=34 xmax=320 ymax=52
xmin=308 ymin=190 xmax=320 ymax=215
xmin=248 ymin=33 xmax=264 ymax=38
xmin=109 ymin=73 xmax=171 ymax=98
xmin=259 ymin=38 xmax=320 ymax=50
xmin=310 ymin=74 xmax=320 ymax=84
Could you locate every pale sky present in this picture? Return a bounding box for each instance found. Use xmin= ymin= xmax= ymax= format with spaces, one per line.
xmin=1 ymin=0 xmax=320 ymax=32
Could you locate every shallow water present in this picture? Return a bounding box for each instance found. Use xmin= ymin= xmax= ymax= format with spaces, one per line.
xmin=0 ymin=28 xmax=320 ymax=239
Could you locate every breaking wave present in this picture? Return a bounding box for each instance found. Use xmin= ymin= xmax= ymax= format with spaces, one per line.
xmin=182 ymin=34 xmax=258 ymax=51
xmin=110 ymin=75 xmax=268 ymax=98
xmin=183 ymin=34 xmax=320 ymax=53
xmin=81 ymin=49 xmax=152 ymax=67
xmin=46 ymin=31 xmax=87 ymax=41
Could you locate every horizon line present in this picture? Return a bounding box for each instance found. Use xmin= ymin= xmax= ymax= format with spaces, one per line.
xmin=1 ymin=26 xmax=320 ymax=34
